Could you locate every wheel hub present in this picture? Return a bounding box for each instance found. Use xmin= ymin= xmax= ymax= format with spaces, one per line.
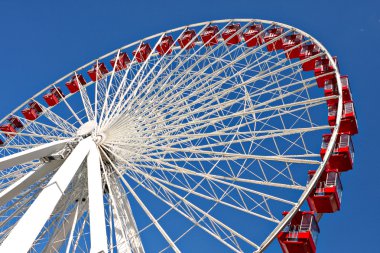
xmin=76 ymin=120 xmax=106 ymax=144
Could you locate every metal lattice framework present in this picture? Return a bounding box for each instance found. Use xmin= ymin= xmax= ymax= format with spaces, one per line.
xmin=0 ymin=19 xmax=344 ymax=253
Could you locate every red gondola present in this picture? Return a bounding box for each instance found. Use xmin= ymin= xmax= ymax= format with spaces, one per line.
xmin=324 ymin=75 xmax=353 ymax=105
xmin=282 ymin=34 xmax=303 ymax=59
xmin=43 ymin=93 xmax=59 ymax=107
xmin=328 ymin=103 xmax=338 ymax=127
xmin=22 ymin=108 xmax=38 ymax=121
xmin=71 ymin=74 xmax=87 ymax=86
xmin=222 ymin=24 xmax=241 ymax=46
xmin=8 ymin=116 xmax=23 ymax=129
xmin=201 ymin=26 xmax=220 ymax=47
xmin=320 ymin=134 xmax=354 ymax=172
xmin=87 ymin=62 xmax=109 ymax=81
xmin=340 ymin=75 xmax=352 ymax=102
xmin=29 ymin=101 xmax=43 ymax=113
xmin=314 ymin=56 xmax=339 ymax=88
xmin=66 ymin=74 xmax=87 ymax=93
xmin=43 ymin=88 xmax=64 ymax=107
xmin=263 ymin=27 xmax=284 ymax=51
xmin=65 ymin=80 xmax=79 ymax=94
xmin=178 ymin=30 xmax=197 ymax=50
xmin=328 ymin=101 xmax=358 ymax=135
xmin=277 ymin=211 xmax=319 ymax=253
xmin=243 ymin=24 xmax=263 ymax=47
xmin=156 ymin=35 xmax=174 ymax=56
xmin=51 ymin=88 xmax=64 ymax=99
xmin=323 ymin=78 xmax=338 ymax=105
xmin=132 ymin=43 xmax=152 ymax=63
xmin=110 ymin=52 xmax=131 ymax=71
xmin=307 ymin=169 xmax=343 ymax=213
xmin=299 ymin=44 xmax=321 ymax=71
xmin=0 ymin=124 xmax=17 ymax=138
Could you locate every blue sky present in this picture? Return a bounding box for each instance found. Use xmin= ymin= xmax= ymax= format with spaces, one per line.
xmin=0 ymin=0 xmax=378 ymax=252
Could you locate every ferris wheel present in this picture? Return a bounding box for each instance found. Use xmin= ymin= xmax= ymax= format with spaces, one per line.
xmin=0 ymin=19 xmax=358 ymax=253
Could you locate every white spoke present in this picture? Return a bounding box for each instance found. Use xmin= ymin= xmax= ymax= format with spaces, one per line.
xmin=102 ymin=150 xmax=181 ymax=253
xmin=0 ymin=160 xmax=63 ymax=206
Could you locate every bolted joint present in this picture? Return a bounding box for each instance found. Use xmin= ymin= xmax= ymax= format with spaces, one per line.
xmin=93 ymin=133 xmax=106 ymax=145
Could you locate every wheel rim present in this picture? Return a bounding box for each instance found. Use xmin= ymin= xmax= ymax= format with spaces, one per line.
xmin=0 ymin=19 xmax=343 ymax=253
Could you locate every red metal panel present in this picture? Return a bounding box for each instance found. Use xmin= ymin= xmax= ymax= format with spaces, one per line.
xmin=222 ymin=24 xmax=241 ymax=46
xmin=157 ymin=36 xmax=174 ymax=56
xmin=263 ymin=27 xmax=284 ymax=51
xmin=282 ymin=34 xmax=303 ymax=59
xmin=178 ymin=30 xmax=197 ymax=50
xmin=8 ymin=116 xmax=23 ymax=129
xmin=66 ymin=80 xmax=79 ymax=93
xmin=324 ymin=78 xmax=339 ymax=105
xmin=132 ymin=43 xmax=152 ymax=63
xmin=243 ymin=24 xmax=263 ymax=47
xmin=70 ymin=74 xmax=87 ymax=87
xmin=87 ymin=62 xmax=109 ymax=81
xmin=278 ymin=232 xmax=317 ymax=253
xmin=340 ymin=102 xmax=358 ymax=135
xmin=307 ymin=170 xmax=342 ymax=213
xmin=29 ymin=101 xmax=43 ymax=113
xmin=50 ymin=87 xmax=65 ymax=99
xmin=43 ymin=93 xmax=59 ymax=107
xmin=0 ymin=124 xmax=17 ymax=138
xmin=72 ymin=74 xmax=86 ymax=85
xmin=327 ymin=103 xmax=338 ymax=127
xmin=327 ymin=102 xmax=358 ymax=135
xmin=314 ymin=57 xmax=338 ymax=88
xmin=201 ymin=26 xmax=219 ymax=47
xmin=277 ymin=211 xmax=318 ymax=253
xmin=308 ymin=188 xmax=341 ymax=213
xmin=299 ymin=44 xmax=321 ymax=71
xmin=324 ymin=75 xmax=353 ymax=105
xmin=22 ymin=108 xmax=39 ymax=121
xmin=320 ymin=134 xmax=354 ymax=172
xmin=97 ymin=62 xmax=108 ymax=75
xmin=87 ymin=68 xmax=97 ymax=82
xmin=341 ymin=75 xmax=353 ymax=102
xmin=110 ymin=52 xmax=131 ymax=71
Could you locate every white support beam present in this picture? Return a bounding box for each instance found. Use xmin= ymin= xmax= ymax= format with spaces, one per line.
xmin=0 ymin=139 xmax=72 ymax=171
xmin=112 ymin=202 xmax=131 ymax=253
xmin=100 ymin=149 xmax=180 ymax=253
xmin=104 ymin=172 xmax=131 ymax=253
xmin=66 ymin=202 xmax=88 ymax=253
xmin=42 ymin=201 xmax=86 ymax=253
xmin=0 ymin=138 xmax=91 ymax=253
xmin=87 ymin=142 xmax=108 ymax=253
xmin=65 ymin=203 xmax=83 ymax=253
xmin=0 ymin=159 xmax=64 ymax=206
xmin=108 ymin=172 xmax=144 ymax=253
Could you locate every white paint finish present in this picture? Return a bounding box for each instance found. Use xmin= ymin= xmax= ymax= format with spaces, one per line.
xmin=0 ymin=138 xmax=91 ymax=253
xmin=77 ymin=120 xmax=96 ymax=136
xmin=104 ymin=173 xmax=132 ymax=253
xmin=65 ymin=204 xmax=82 ymax=253
xmin=108 ymin=173 xmax=144 ymax=253
xmin=0 ymin=159 xmax=64 ymax=206
xmin=0 ymin=139 xmax=72 ymax=171
xmin=42 ymin=202 xmax=85 ymax=253
xmin=87 ymin=142 xmax=108 ymax=253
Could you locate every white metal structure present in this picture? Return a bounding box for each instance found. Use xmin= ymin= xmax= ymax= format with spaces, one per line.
xmin=0 ymin=19 xmax=342 ymax=253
